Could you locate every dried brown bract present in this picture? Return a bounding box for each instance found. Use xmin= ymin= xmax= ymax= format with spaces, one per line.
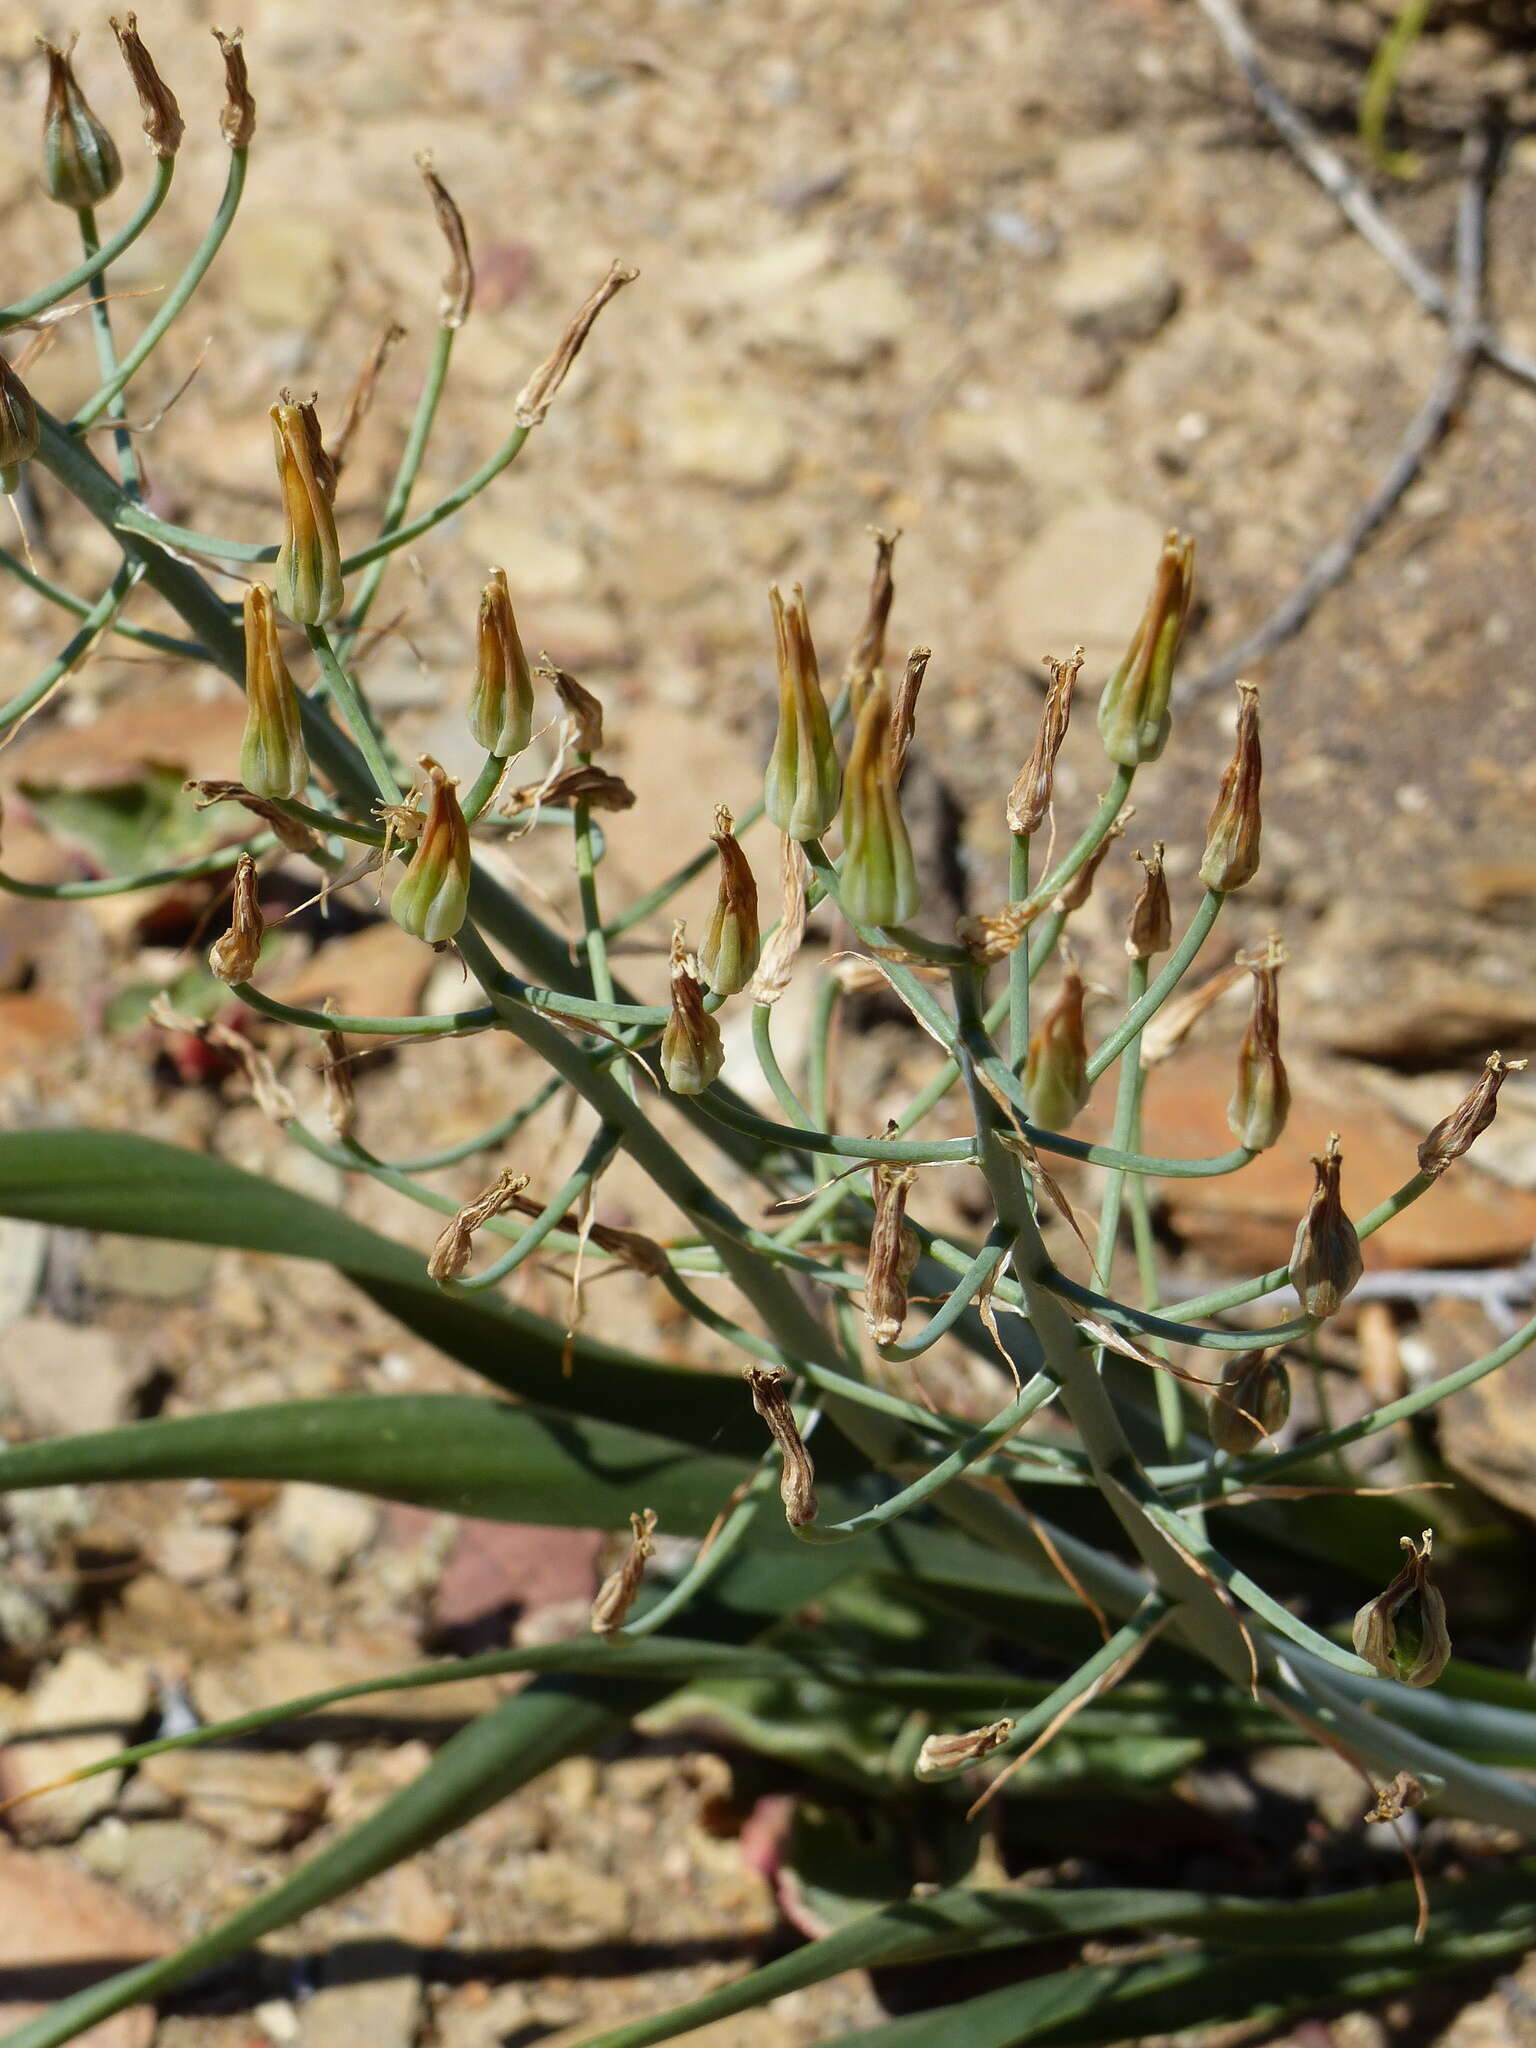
xmin=1418 ymin=1051 xmax=1527 ymax=1179
xmin=318 ymin=1011 xmax=357 ymax=1145
xmin=1365 ymin=1771 xmax=1428 ymax=1824
xmin=889 ymin=645 xmax=929 ymax=784
xmin=415 ymin=151 xmax=474 ymax=328
xmin=514 ymin=261 xmax=638 ymax=427
xmin=745 ymin=1366 xmax=818 ymax=1527
xmin=547 ymin=664 xmax=603 ymax=754
xmin=746 ymin=835 xmax=809 ymax=1007
xmin=1007 ymin=648 xmax=1083 ymax=837
xmin=332 ymin=321 xmax=407 ymax=477
xmin=865 ymin=1162 xmax=920 ymax=1346
xmin=915 ymin=1719 xmax=1014 ymax=1779
xmin=957 ymin=899 xmax=1043 ymax=965
xmin=208 ymin=852 xmax=264 ymax=984
xmin=590 ymin=1509 xmax=658 ymax=1635
xmin=427 ymin=1169 xmax=531 ymax=1285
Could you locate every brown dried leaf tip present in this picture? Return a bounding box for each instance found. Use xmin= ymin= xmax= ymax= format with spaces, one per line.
xmin=427 ymin=1168 xmax=531 ymax=1285
xmin=212 ymin=29 xmax=255 ymax=149
xmin=514 ymin=260 xmax=638 ymax=428
xmin=1007 ymin=647 xmax=1083 ymax=837
xmin=415 ymin=151 xmax=474 ymax=329
xmin=1418 ymin=1052 xmax=1527 ymax=1179
xmin=1125 ymin=842 xmax=1171 ymax=961
xmin=208 ymin=852 xmax=264 ymax=985
xmin=745 ymin=1367 xmax=818 ymax=1528
xmin=111 ymin=16 xmax=183 ymax=157
xmin=590 ymin=1509 xmax=658 ymax=1635
xmin=915 ymin=1718 xmax=1014 ymax=1780
xmin=865 ymin=1162 xmax=920 ymax=1347
xmin=1352 ymin=1531 xmax=1451 ymax=1688
xmin=1288 ymin=1132 xmax=1362 ymax=1319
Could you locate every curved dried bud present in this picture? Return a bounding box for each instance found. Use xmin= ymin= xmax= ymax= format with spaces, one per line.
xmin=466 ymin=569 xmax=534 ymax=759
xmin=1125 ymin=842 xmax=1171 ymax=961
xmin=1418 ymin=1051 xmax=1527 ymax=1179
xmin=1352 ymin=1531 xmax=1450 ymax=1688
xmin=1025 ymin=966 xmax=1090 ymax=1131
xmin=1209 ymin=1349 xmax=1290 ymax=1455
xmin=39 ymin=37 xmax=122 ymax=209
xmin=391 ymin=759 xmax=471 ymax=944
xmin=840 ymin=678 xmax=920 ymax=927
xmin=745 ymin=1366 xmax=818 ymax=1528
xmin=843 ymin=527 xmax=899 ymax=706
xmin=1199 ymin=680 xmax=1263 ymax=893
xmin=1055 ymin=808 xmax=1128 ymax=914
xmin=764 ymin=584 xmax=841 ymax=842
xmin=212 ymin=28 xmax=255 ymax=149
xmin=415 ymin=151 xmax=473 ymax=329
xmin=660 ymin=924 xmax=723 ymax=1095
xmin=319 ymin=1005 xmax=356 ymax=1144
xmin=1289 ymin=1133 xmax=1363 ymax=1319
xmin=1008 ymin=648 xmax=1083 ymax=836
xmin=110 ymin=15 xmax=183 ymax=158
xmin=0 ymin=354 xmax=39 ymax=495
xmin=208 ymin=852 xmax=264 ymax=984
xmin=890 ymin=646 xmax=929 ymax=785
xmin=746 ymin=835 xmax=809 ymax=1007
xmin=427 ymin=1167 xmax=530 ymax=1285
xmin=514 ymin=260 xmax=638 ymax=428
xmin=915 ymin=1719 xmax=1014 ymax=1780
xmin=238 ymin=585 xmax=309 ymax=800
xmin=1097 ymin=530 xmax=1194 ymax=766
xmin=1228 ymin=938 xmax=1290 ymax=1152
xmin=866 ymin=1162 xmax=920 ymax=1346
xmin=698 ymin=807 xmax=761 ymax=996
xmin=271 ymin=395 xmax=342 ymax=626
xmin=590 ymin=1509 xmax=658 ymax=1635
xmin=549 ymin=664 xmax=603 ymax=754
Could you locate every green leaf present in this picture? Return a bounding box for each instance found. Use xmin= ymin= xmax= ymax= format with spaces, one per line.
xmin=22 ymin=768 xmax=208 ymax=873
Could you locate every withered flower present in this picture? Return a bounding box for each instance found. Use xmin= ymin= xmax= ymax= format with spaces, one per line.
xmin=0 ymin=355 xmax=39 ymax=495
xmin=915 ymin=1719 xmax=1015 ymax=1779
xmin=427 ymin=1168 xmax=530 ymax=1285
xmin=1055 ymin=810 xmax=1127 ymax=913
xmin=842 ymin=527 xmax=899 ymax=706
xmin=1353 ymin=1531 xmax=1451 ymax=1688
xmin=746 ymin=835 xmax=809 ymax=1007
xmin=865 ymin=1162 xmax=920 ymax=1346
xmin=839 ymin=678 xmax=919 ymax=927
xmin=110 ymin=15 xmax=183 ymax=158
xmin=185 ymin=779 xmax=318 ymax=856
xmin=1228 ymin=938 xmax=1290 ymax=1152
xmin=590 ymin=1509 xmax=658 ymax=1635
xmin=319 ymin=1005 xmax=356 ymax=1144
xmin=1418 ymin=1052 xmax=1527 ymax=1179
xmin=1199 ymin=680 xmax=1263 ymax=893
xmin=1024 ymin=966 xmax=1090 ymax=1131
xmin=240 ymin=585 xmax=309 ymax=800
xmin=548 ymin=664 xmax=603 ymax=754
xmin=764 ymin=584 xmax=841 ymax=842
xmin=1209 ymin=1349 xmax=1291 ymax=1455
xmin=513 ymin=260 xmax=638 ymax=429
xmin=1007 ymin=648 xmax=1083 ymax=836
xmin=660 ymin=923 xmax=724 ymax=1095
xmin=1125 ymin=842 xmax=1171 ymax=961
xmin=212 ymin=27 xmax=255 ymax=149
xmin=1097 ymin=530 xmax=1194 ymax=766
xmin=466 ymin=568 xmax=534 ymax=759
xmin=271 ymin=394 xmax=343 ymax=626
xmin=39 ymin=37 xmax=122 ymax=209
xmin=1289 ymin=1133 xmax=1363 ymax=1319
xmin=415 ymin=150 xmax=473 ymax=329
xmin=698 ymin=806 xmax=760 ymax=997
xmin=391 ymin=758 xmax=471 ymax=944
xmin=958 ymin=898 xmax=1041 ymax=965
xmin=208 ymin=852 xmax=264 ymax=984
xmin=745 ymin=1366 xmax=818 ymax=1527
xmin=889 ymin=646 xmax=930 ymax=785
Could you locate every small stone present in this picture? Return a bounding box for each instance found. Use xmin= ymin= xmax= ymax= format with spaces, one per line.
xmin=273 ymin=1482 xmax=380 ymax=1579
xmin=757 ymin=264 xmax=911 ymax=371
xmin=1052 ymin=240 xmax=1179 ymax=343
xmin=80 ymin=1819 xmax=219 ymax=1910
xmin=365 ymin=1861 xmax=456 ymax=1946
xmin=0 ymin=1317 xmax=138 ymax=1437
xmin=435 ymin=1986 xmax=534 ymax=2048
xmin=0 ymin=1219 xmax=46 ymax=1327
xmin=999 ymin=498 xmax=1167 ymax=669
xmin=301 ymin=1947 xmax=421 ymax=2048
xmin=0 ymin=1845 xmax=170 ymax=2048
xmin=230 ymin=217 xmax=342 ymax=333
xmin=655 ymin=386 xmax=795 ymax=491
xmin=0 ymin=1649 xmax=153 ymax=1844
xmin=151 ymin=1520 xmax=238 ymax=1588
xmin=142 ymin=1749 xmax=327 ymax=1849
xmin=506 ymin=1851 xmax=630 ymax=1939
xmin=460 ymin=510 xmax=590 ymax=599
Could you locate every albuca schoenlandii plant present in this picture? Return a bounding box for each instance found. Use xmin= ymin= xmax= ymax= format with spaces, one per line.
xmin=5 ymin=25 xmax=1536 ymax=2048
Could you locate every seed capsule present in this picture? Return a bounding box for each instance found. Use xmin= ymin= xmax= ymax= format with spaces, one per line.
xmin=0 ymin=355 xmax=39 ymax=496
xmin=660 ymin=923 xmax=724 ymax=1095
xmin=1228 ymin=939 xmax=1290 ymax=1152
xmin=427 ymin=1167 xmax=530 ymax=1284
xmin=1125 ymin=842 xmax=1171 ymax=961
xmin=839 ymin=677 xmax=920 ymax=927
xmin=271 ymin=394 xmax=343 ymax=626
xmin=698 ymin=807 xmax=760 ymax=997
xmin=590 ymin=1509 xmax=658 ymax=1636
xmin=1097 ymin=530 xmax=1194 ymax=766
xmin=865 ymin=1161 xmax=920 ymax=1347
xmin=212 ymin=27 xmax=255 ymax=149
xmin=239 ymin=585 xmax=309 ymax=801
xmin=1199 ymin=680 xmax=1263 ymax=893
xmin=1209 ymin=1349 xmax=1290 ymax=1455
xmin=1418 ymin=1051 xmax=1527 ymax=1179
xmin=764 ymin=584 xmax=841 ymax=842
xmin=110 ymin=15 xmax=183 ymax=159
xmin=1008 ymin=648 xmax=1083 ymax=836
xmin=390 ymin=758 xmax=471 ymax=944
xmin=1289 ymin=1133 xmax=1363 ymax=1319
xmin=39 ymin=37 xmax=122 ymax=210
xmin=1024 ymin=966 xmax=1090 ymax=1131
xmin=208 ymin=852 xmax=264 ymax=985
xmin=1352 ymin=1531 xmax=1451 ymax=1688
xmin=466 ymin=568 xmax=534 ymax=759
xmin=745 ymin=1366 xmax=818 ymax=1527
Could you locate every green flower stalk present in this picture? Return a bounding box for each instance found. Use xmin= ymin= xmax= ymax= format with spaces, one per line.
xmin=1353 ymin=1531 xmax=1451 ymax=1688
xmin=839 ymin=678 xmax=920 ymax=927
xmin=698 ymin=806 xmax=760 ymax=997
xmin=764 ymin=583 xmax=840 ymax=842
xmin=1097 ymin=529 xmax=1195 ymax=766
xmin=0 ymin=354 xmax=39 ymax=497
xmin=39 ymin=37 xmax=122 ymax=209
xmin=1199 ymin=680 xmax=1263 ymax=892
xmin=1025 ymin=964 xmax=1090 ymax=1131
xmin=660 ymin=923 xmax=723 ymax=1095
xmin=391 ymin=758 xmax=471 ymax=944
xmin=1289 ymin=1132 xmax=1363 ymax=1318
xmin=271 ymin=393 xmax=343 ymax=626
xmin=1228 ymin=938 xmax=1290 ymax=1151
xmin=239 ymin=585 xmax=309 ymax=800
xmin=466 ymin=568 xmax=534 ymax=759
xmin=1209 ymin=1349 xmax=1291 ymax=1454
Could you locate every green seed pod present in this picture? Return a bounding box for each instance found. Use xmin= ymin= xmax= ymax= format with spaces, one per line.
xmin=465 ymin=568 xmax=534 ymax=759
xmin=390 ymin=758 xmax=471 ymax=944
xmin=239 ymin=585 xmax=309 ymax=801
xmin=1289 ymin=1133 xmax=1363 ymax=1319
xmin=1096 ymin=530 xmax=1194 ymax=767
xmin=839 ymin=678 xmax=920 ymax=927
xmin=39 ymin=38 xmax=123 ymax=210
xmin=0 ymin=354 xmax=39 ymax=496
xmin=1228 ymin=939 xmax=1290 ymax=1152
xmin=1209 ymin=1349 xmax=1291 ymax=1455
xmin=1024 ymin=966 xmax=1090 ymax=1131
xmin=764 ymin=584 xmax=840 ymax=842
xmin=1199 ymin=680 xmax=1263 ymax=892
xmin=698 ymin=806 xmax=760 ymax=997
xmin=660 ymin=923 xmax=724 ymax=1095
xmin=1352 ymin=1531 xmax=1451 ymax=1688
xmin=271 ymin=394 xmax=343 ymax=626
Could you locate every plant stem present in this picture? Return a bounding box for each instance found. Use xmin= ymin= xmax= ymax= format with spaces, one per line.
xmin=0 ymin=158 xmax=174 ymax=330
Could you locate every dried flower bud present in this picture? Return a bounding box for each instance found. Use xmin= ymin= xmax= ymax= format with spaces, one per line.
xmin=427 ymin=1168 xmax=530 ymax=1284
xmin=238 ymin=585 xmax=309 ymax=801
xmin=185 ymin=778 xmax=318 ymax=856
xmin=698 ymin=807 xmax=761 ymax=997
xmin=1209 ymin=1349 xmax=1291 ymax=1455
xmin=545 ymin=664 xmax=603 ymax=755
xmin=39 ymin=38 xmax=122 ymax=209
xmin=1365 ymin=1771 xmax=1428 ymax=1824
xmin=747 ymin=835 xmax=809 ymax=1007
xmin=1418 ymin=1052 xmax=1527 ymax=1179
xmin=212 ymin=28 xmax=255 ymax=149
xmin=1055 ymin=810 xmax=1128 ymax=914
xmin=415 ymin=151 xmax=473 ymax=329
xmin=1096 ymin=531 xmax=1194 ymax=766
xmin=319 ymin=1007 xmax=356 ymax=1144
xmin=526 ymin=765 xmax=635 ymax=813
xmin=513 ymin=260 xmax=637 ymax=428
xmin=1008 ymin=648 xmax=1083 ymax=836
xmin=840 ymin=678 xmax=920 ymax=927
xmin=914 ymin=1719 xmax=1014 ymax=1780
xmin=0 ymin=354 xmax=39 ymax=495
xmin=661 ymin=923 xmax=724 ymax=1095
xmin=110 ymin=16 xmax=183 ymax=158
xmin=1289 ymin=1133 xmax=1363 ymax=1319
xmin=391 ymin=758 xmax=471 ymax=944
xmin=1125 ymin=842 xmax=1171 ymax=960
xmin=1025 ymin=966 xmax=1090 ymax=1131
xmin=1228 ymin=939 xmax=1290 ymax=1151
xmin=889 ymin=646 xmax=930 ymax=785
xmin=1352 ymin=1531 xmax=1450 ymax=1688
xmin=745 ymin=1366 xmax=818 ymax=1527
xmin=842 ymin=527 xmax=899 ymax=712
xmin=590 ymin=1509 xmax=657 ymax=1635
xmin=466 ymin=569 xmax=534 ymax=759
xmin=271 ymin=394 xmax=343 ymax=626
xmin=208 ymin=852 xmax=265 ymax=984
xmin=957 ymin=898 xmax=1042 ymax=965
xmin=1199 ymin=680 xmax=1263 ymax=892
xmin=866 ymin=1162 xmax=920 ymax=1346
xmin=764 ymin=584 xmax=841 ymax=842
